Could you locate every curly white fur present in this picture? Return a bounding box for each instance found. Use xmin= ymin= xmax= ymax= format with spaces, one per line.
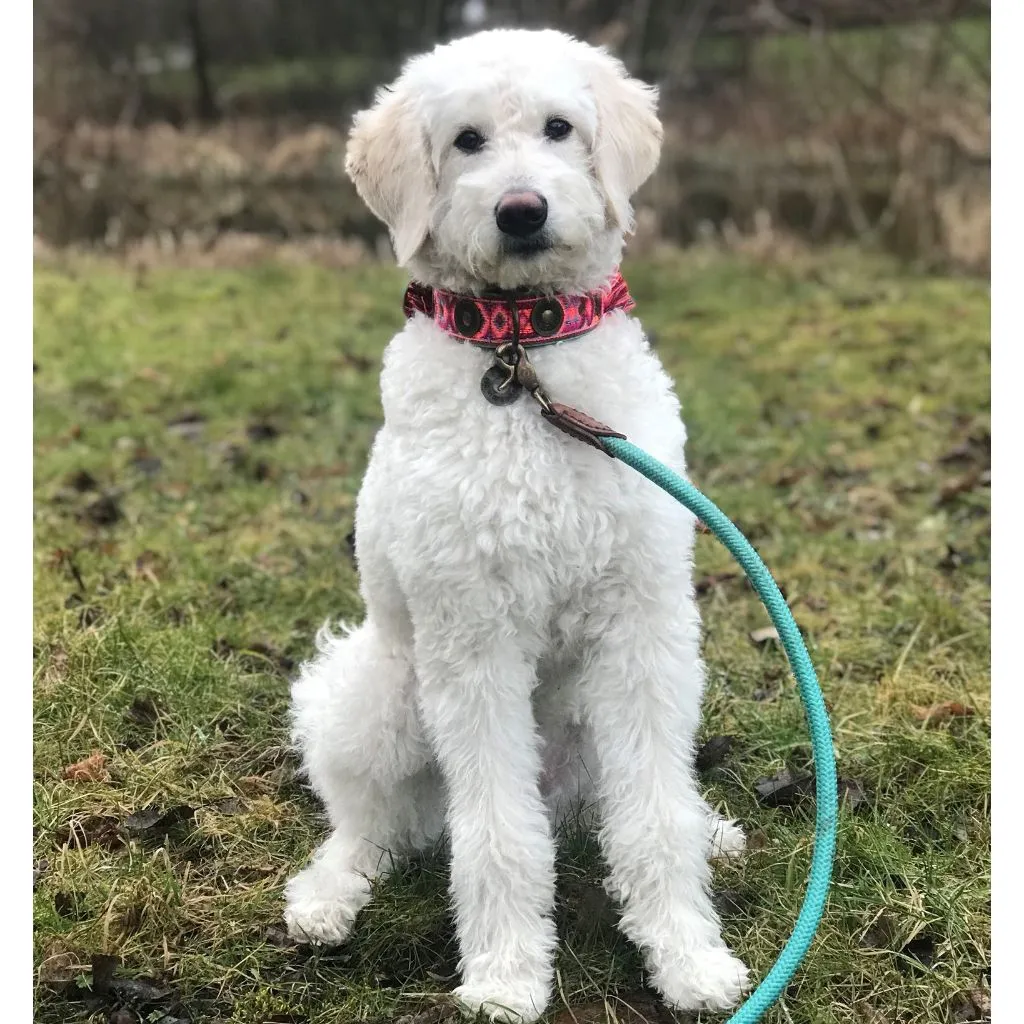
xmin=284 ymin=27 xmax=750 ymax=1022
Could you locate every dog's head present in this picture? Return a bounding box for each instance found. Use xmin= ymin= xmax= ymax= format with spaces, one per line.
xmin=345 ymin=28 xmax=662 ymax=292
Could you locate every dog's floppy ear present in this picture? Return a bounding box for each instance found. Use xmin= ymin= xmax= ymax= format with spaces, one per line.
xmin=345 ymin=84 xmax=434 ymax=265
xmin=581 ymin=47 xmax=663 ymax=233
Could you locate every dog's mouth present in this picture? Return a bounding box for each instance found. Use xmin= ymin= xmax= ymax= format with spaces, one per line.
xmin=500 ymin=232 xmax=554 ymax=258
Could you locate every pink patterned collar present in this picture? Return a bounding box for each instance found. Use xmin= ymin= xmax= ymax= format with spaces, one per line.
xmin=402 ymin=269 xmax=635 ymax=348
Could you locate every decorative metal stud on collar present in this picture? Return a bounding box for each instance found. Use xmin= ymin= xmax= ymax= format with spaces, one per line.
xmin=402 ymin=269 xmax=636 ymax=348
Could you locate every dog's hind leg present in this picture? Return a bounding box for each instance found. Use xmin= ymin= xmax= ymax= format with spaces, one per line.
xmin=284 ymin=619 xmax=442 ymax=944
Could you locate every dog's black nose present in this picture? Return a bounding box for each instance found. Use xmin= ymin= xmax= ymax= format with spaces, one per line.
xmin=495 ymin=191 xmax=548 ymax=237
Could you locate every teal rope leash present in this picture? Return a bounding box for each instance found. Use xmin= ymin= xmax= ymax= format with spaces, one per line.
xmin=602 ymin=436 xmax=838 ymax=1024
xmin=478 ymin=337 xmax=838 ymax=1021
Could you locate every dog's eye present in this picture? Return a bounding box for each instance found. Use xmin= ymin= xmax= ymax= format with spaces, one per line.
xmin=453 ymin=128 xmax=485 ymax=154
xmin=543 ymin=117 xmax=573 ymax=141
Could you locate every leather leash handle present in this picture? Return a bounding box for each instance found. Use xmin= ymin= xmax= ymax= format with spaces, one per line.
xmin=540 ymin=402 xmax=626 ymax=456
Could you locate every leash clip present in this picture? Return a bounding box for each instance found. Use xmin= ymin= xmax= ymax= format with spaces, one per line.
xmin=480 ymin=342 xmax=523 ymax=406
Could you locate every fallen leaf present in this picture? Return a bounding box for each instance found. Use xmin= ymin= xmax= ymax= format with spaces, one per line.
xmin=771 ymin=465 xmax=810 ymax=487
xmin=910 ymin=701 xmax=975 ymax=725
xmin=560 ymin=880 xmax=617 ymax=941
xmin=133 ymin=550 xmax=164 ymax=583
xmin=237 ymin=775 xmax=273 ymax=795
xmin=114 ymin=903 xmax=145 ymax=939
xmin=53 ymin=891 xmax=90 ymax=921
xmin=67 ymin=469 xmax=98 ymax=492
xmin=714 ymin=888 xmax=750 ymax=918
xmin=166 ymin=606 xmax=188 ymax=627
xmin=939 ymin=429 xmax=990 ymax=468
xmin=550 ymin=993 xmax=670 ymax=1024
xmin=38 ymin=950 xmax=87 ymax=985
xmin=220 ymin=442 xmax=249 ymax=470
xmin=749 ymin=626 xmax=780 ymax=645
xmin=695 ymin=735 xmax=735 ymax=773
xmin=264 ymin=923 xmax=299 ymax=948
xmin=84 ymin=495 xmax=122 ymax=526
xmin=124 ymin=694 xmax=162 ymax=726
xmin=62 ymin=750 xmax=109 ymax=783
xmin=212 ymin=797 xmax=247 ymax=815
xmin=131 ymin=454 xmax=163 ymax=476
xmin=695 ymin=571 xmax=739 ymax=597
xmin=242 ymin=641 xmax=295 ymax=674
xmin=338 ymin=351 xmax=375 ymax=373
xmin=388 ymin=1007 xmax=460 ymax=1024
xmin=91 ymin=954 xmax=172 ymax=1007
xmin=33 ymin=858 xmax=50 ymax=888
xmin=936 ymin=469 xmax=986 ymax=506
xmin=161 ymin=481 xmax=192 ymax=500
xmin=122 ymin=805 xmax=195 ymax=835
xmin=77 ymin=606 xmax=103 ymax=629
xmin=214 ymin=637 xmax=295 ymax=675
xmin=849 ymin=485 xmax=897 ymax=516
xmin=45 ymin=955 xmax=179 ymax=1017
xmin=937 ymin=545 xmax=975 ymax=573
xmin=300 ymin=462 xmax=350 ymax=481
xmin=166 ymin=411 xmax=205 ymax=439
xmin=745 ymin=829 xmax=770 ymax=851
xmin=91 ymin=953 xmax=119 ymax=995
xmin=246 ymin=421 xmax=280 ymax=443
xmin=754 ymin=768 xmax=813 ymax=807
xmin=898 ymin=933 xmax=936 ymax=972
xmin=947 ymin=988 xmax=991 ymax=1023
xmin=859 ymin=913 xmax=898 ymax=949
xmin=57 ymin=814 xmax=124 ymax=851
xmin=108 ymin=976 xmax=174 ymax=1004
xmin=838 ymin=778 xmax=869 ymax=811
xmin=213 ymin=715 xmax=243 ymax=739
xmin=253 ymin=552 xmax=296 ymax=575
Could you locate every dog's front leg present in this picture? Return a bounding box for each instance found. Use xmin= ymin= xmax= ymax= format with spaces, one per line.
xmin=414 ymin=624 xmax=556 ymax=1023
xmin=583 ymin=589 xmax=750 ymax=1013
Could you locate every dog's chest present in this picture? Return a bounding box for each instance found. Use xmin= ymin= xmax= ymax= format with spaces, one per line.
xmin=410 ymin=399 xmax=616 ymax=569
xmin=376 ymin=315 xmax=683 ymax=590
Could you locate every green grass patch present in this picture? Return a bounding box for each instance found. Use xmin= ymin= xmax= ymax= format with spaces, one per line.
xmin=34 ymin=248 xmax=990 ymax=1023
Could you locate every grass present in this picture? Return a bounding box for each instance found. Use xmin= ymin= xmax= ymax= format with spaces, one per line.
xmin=33 ymin=246 xmax=990 ymax=1024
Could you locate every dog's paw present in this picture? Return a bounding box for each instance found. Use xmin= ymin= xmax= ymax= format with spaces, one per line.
xmin=653 ymin=946 xmax=750 ymax=1011
xmin=453 ymin=979 xmax=547 ymax=1023
xmin=283 ymin=866 xmax=370 ymax=945
xmin=709 ymin=818 xmax=747 ymax=862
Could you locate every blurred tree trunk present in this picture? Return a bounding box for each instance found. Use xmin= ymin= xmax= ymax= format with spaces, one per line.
xmin=626 ymin=0 xmax=653 ymax=75
xmin=185 ymin=0 xmax=218 ymax=121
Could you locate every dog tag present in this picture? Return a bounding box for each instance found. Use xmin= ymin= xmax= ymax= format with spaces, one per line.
xmin=480 ymin=363 xmax=523 ymax=406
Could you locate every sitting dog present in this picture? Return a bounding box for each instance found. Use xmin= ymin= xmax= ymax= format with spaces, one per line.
xmin=284 ymin=27 xmax=750 ymax=1022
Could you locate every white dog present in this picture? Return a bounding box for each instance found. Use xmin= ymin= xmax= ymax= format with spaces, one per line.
xmin=284 ymin=27 xmax=750 ymax=1022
